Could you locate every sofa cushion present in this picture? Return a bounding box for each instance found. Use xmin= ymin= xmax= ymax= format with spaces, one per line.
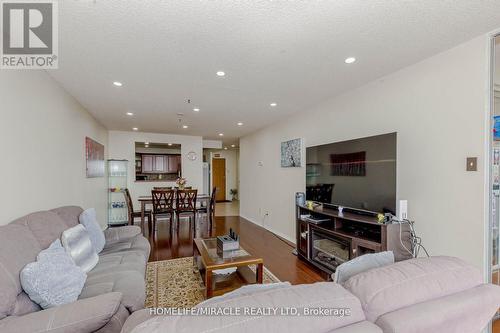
xmin=50 ymin=206 xmax=84 ymax=228
xmin=334 ymin=251 xmax=394 ymax=284
xmin=131 ymin=282 xmax=366 ymax=333
xmin=20 ymin=240 xmax=86 ymax=309
xmin=80 ymin=208 xmax=106 ymax=253
xmin=80 ymin=270 xmax=145 ymax=313
xmin=104 ymin=226 xmax=142 ymax=245
xmin=0 ymin=292 xmax=123 ymax=333
xmin=61 ymin=225 xmax=99 ymax=273
xmin=121 ymin=309 xmax=154 ymax=333
xmin=12 ymin=211 xmax=69 ymax=249
xmin=0 ymin=224 xmax=41 ymax=319
xmin=330 ymin=321 xmax=382 ymax=333
xmin=101 ymin=234 xmax=150 ymax=260
xmin=199 ymin=282 xmax=292 ymax=306
xmin=95 ymin=303 xmax=130 ymax=333
xmin=375 ymin=284 xmax=500 ymax=333
xmin=11 ymin=292 xmax=41 ymax=316
xmin=92 ymin=252 xmax=146 ymax=275
xmin=343 ymin=256 xmax=483 ymax=322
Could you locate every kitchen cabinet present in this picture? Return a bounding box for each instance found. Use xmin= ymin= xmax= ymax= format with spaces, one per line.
xmin=141 ymin=154 xmax=180 ymax=174
xmin=142 ymin=155 xmax=154 ymax=173
xmin=167 ymin=155 xmax=181 ymax=173
xmin=153 ymin=155 xmax=166 ymax=172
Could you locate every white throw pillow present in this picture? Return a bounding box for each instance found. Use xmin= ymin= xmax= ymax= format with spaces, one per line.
xmin=20 ymin=239 xmax=86 ymax=309
xmin=79 ymin=208 xmax=105 ymax=253
xmin=61 ymin=225 xmax=99 ymax=273
xmin=334 ymin=251 xmax=395 ymax=284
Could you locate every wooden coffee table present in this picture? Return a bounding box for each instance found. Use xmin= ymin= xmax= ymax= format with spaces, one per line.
xmin=193 ymin=238 xmax=264 ymax=298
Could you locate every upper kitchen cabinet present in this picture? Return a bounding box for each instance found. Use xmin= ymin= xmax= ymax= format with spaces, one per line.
xmin=135 ymin=142 xmax=182 ymax=182
xmin=167 ymin=155 xmax=181 ymax=173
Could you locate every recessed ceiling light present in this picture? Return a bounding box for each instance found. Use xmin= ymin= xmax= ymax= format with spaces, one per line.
xmin=345 ymin=57 xmax=356 ymax=64
xmin=237 ymin=122 xmax=243 ymax=126
xmin=193 ymin=108 xmax=200 ymax=112
xmin=270 ymin=103 xmax=277 ymax=107
xmin=126 ymin=112 xmax=134 ymax=116
xmin=216 ymin=71 xmax=225 ymax=77
xmin=183 ymin=125 xmax=188 ymax=129
xmin=132 ymin=127 xmax=138 ymax=131
xmin=231 ymin=144 xmax=236 ymax=148
xmin=168 ymin=143 xmax=173 ymax=146
xmin=145 ymin=142 xmax=149 ymax=145
xmin=219 ymin=133 xmax=224 ymax=136
xmin=113 ymin=81 xmax=123 ymax=87
xmin=224 ymin=147 xmax=228 ymax=150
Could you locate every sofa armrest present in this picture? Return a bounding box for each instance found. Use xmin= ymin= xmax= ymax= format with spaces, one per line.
xmin=0 ymin=292 xmax=123 ymax=333
xmin=104 ymin=226 xmax=141 ymax=245
xmin=375 ymin=284 xmax=500 ymax=333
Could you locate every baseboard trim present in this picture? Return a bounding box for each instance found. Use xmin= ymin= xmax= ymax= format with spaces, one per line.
xmin=239 ymin=214 xmax=297 ymax=245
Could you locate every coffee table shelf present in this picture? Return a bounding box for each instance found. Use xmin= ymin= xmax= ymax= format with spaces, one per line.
xmin=193 ymin=238 xmax=263 ymax=298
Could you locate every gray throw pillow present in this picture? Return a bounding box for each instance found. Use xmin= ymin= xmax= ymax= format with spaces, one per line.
xmin=20 ymin=239 xmax=86 ymax=309
xmin=334 ymin=251 xmax=395 ymax=284
xmin=79 ymin=208 xmax=105 ymax=253
xmin=62 ymin=225 xmax=99 ymax=273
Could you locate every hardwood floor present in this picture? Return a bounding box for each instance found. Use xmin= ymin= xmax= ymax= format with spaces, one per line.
xmin=145 ymin=215 xmax=325 ymax=284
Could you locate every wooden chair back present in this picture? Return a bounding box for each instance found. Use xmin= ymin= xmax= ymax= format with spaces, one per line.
xmin=209 ymin=187 xmax=217 ymax=213
xmin=176 ymin=189 xmax=198 ymax=212
xmin=124 ymin=188 xmax=134 ymax=217
xmin=151 ymin=189 xmax=175 ymax=214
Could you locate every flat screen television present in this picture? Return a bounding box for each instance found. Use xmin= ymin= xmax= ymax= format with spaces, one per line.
xmin=306 ymin=133 xmax=396 ymax=214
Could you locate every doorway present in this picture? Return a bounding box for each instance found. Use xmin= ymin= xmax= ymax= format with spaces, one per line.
xmin=212 ymin=158 xmax=226 ymax=202
xmin=491 ymin=35 xmax=500 ymax=333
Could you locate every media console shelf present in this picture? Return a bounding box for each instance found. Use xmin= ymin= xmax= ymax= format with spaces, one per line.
xmin=296 ymin=204 xmax=412 ymax=278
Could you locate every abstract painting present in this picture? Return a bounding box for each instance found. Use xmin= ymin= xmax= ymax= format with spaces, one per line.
xmin=85 ymin=137 xmax=105 ymax=178
xmin=281 ymin=138 xmax=302 ymax=167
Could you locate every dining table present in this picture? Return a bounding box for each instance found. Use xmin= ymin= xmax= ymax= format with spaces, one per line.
xmin=138 ymin=193 xmax=211 ymax=230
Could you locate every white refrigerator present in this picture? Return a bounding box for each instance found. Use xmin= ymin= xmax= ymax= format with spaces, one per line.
xmin=202 ymin=162 xmax=210 ymax=195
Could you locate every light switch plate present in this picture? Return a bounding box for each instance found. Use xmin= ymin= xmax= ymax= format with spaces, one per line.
xmin=466 ymin=157 xmax=477 ymax=171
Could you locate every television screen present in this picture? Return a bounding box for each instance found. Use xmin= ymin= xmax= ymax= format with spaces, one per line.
xmin=306 ymin=133 xmax=397 ymax=214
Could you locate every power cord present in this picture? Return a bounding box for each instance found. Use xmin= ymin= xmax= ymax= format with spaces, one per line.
xmin=388 ymin=215 xmax=429 ymax=258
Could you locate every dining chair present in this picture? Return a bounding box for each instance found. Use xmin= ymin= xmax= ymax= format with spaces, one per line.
xmin=175 ymin=189 xmax=198 ymax=238
xmin=124 ymin=188 xmax=152 ymax=234
xmin=151 ymin=189 xmax=176 ymax=234
xmin=197 ymin=187 xmax=216 ymax=233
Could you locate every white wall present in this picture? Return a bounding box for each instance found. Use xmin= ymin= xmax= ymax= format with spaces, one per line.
xmin=108 ymin=131 xmax=204 ymax=207
xmin=209 ymin=149 xmax=239 ymax=200
xmin=0 ymin=71 xmax=109 ymax=226
xmin=240 ymin=35 xmax=489 ymax=270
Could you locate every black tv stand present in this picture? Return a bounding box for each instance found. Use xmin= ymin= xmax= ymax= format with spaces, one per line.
xmin=296 ymin=204 xmax=412 ymax=279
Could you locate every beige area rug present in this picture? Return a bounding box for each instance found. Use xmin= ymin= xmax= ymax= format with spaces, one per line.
xmin=145 ymin=257 xmax=281 ymax=308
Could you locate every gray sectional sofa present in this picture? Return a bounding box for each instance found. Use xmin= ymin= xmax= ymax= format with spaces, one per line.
xmin=124 ymin=256 xmax=500 ymax=333
xmin=0 ymin=206 xmax=150 ymax=333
